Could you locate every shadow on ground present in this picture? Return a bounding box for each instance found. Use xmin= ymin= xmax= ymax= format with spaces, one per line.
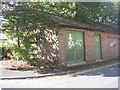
xmin=70 ymin=64 xmax=120 ymax=77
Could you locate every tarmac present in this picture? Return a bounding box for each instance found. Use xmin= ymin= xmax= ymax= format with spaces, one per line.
xmin=0 ymin=59 xmax=119 ymax=80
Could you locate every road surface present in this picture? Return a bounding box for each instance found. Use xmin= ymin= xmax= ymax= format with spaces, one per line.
xmin=0 ymin=64 xmax=119 ymax=88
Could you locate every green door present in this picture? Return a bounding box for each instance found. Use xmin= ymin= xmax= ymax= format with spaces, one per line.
xmin=66 ymin=31 xmax=85 ymax=64
xmin=66 ymin=31 xmax=75 ymax=63
xmin=94 ymin=33 xmax=102 ymax=60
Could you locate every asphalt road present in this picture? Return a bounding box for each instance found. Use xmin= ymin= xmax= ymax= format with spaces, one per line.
xmin=0 ymin=64 xmax=119 ymax=88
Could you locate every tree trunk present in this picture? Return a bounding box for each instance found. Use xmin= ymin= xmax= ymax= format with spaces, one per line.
xmin=17 ymin=36 xmax=20 ymax=48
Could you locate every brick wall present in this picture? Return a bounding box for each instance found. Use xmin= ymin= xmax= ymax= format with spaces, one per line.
xmin=58 ymin=29 xmax=67 ymax=66
xmin=101 ymin=33 xmax=119 ymax=60
xmin=58 ymin=28 xmax=119 ymax=66
xmin=84 ymin=31 xmax=95 ymax=63
xmin=101 ymin=33 xmax=110 ymax=60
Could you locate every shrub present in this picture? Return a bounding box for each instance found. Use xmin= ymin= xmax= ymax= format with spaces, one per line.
xmin=1 ymin=43 xmax=15 ymax=60
xmin=1 ymin=40 xmax=59 ymax=71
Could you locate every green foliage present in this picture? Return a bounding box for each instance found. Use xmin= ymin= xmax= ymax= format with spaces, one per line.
xmin=41 ymin=2 xmax=76 ymax=18
xmin=1 ymin=42 xmax=41 ymax=67
xmin=39 ymin=2 xmax=118 ymax=24
xmin=2 ymin=2 xmax=118 ymax=24
xmin=74 ymin=2 xmax=118 ymax=23
xmin=1 ymin=42 xmax=16 ymax=60
xmin=2 ymin=2 xmax=58 ymax=66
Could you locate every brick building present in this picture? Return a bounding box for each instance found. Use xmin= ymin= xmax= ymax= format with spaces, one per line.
xmin=51 ymin=15 xmax=119 ymax=67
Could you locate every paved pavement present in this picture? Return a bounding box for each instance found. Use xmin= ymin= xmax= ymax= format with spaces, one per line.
xmin=0 ymin=64 xmax=119 ymax=88
xmin=0 ymin=60 xmax=119 ymax=79
xmin=0 ymin=61 xmax=58 ymax=79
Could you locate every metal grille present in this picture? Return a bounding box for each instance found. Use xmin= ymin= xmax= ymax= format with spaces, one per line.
xmin=67 ymin=50 xmax=74 ymax=63
xmin=76 ymin=49 xmax=84 ymax=62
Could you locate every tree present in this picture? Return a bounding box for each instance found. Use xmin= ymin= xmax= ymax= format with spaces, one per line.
xmin=36 ymin=2 xmax=118 ymax=24
xmin=75 ymin=2 xmax=118 ymax=24
xmin=2 ymin=2 xmax=59 ymax=68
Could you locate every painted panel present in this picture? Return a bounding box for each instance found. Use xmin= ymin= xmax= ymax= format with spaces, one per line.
xmin=95 ymin=33 xmax=102 ymax=60
xmin=66 ymin=31 xmax=85 ymax=63
xmin=66 ymin=31 xmax=75 ymax=63
xmin=75 ymin=31 xmax=84 ymax=62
